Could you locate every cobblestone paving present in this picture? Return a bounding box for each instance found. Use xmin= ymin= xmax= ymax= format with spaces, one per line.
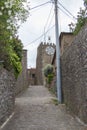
xmin=1 ymin=86 xmax=87 ymax=130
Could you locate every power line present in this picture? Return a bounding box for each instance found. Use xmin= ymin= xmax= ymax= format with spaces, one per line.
xmin=45 ymin=12 xmax=55 ymax=32
xmin=30 ymin=1 xmax=76 ymax=26
xmin=30 ymin=1 xmax=76 ymax=21
xmin=58 ymin=6 xmax=76 ymax=22
xmin=44 ymin=4 xmax=53 ymax=29
xmin=44 ymin=4 xmax=54 ymax=42
xmin=27 ymin=1 xmax=54 ymax=45
xmin=43 ymin=12 xmax=55 ymax=42
xmin=30 ymin=1 xmax=50 ymax=10
xmin=58 ymin=1 xmax=77 ymax=20
xmin=30 ymin=0 xmax=76 ymax=21
xmin=24 ymin=24 xmax=55 ymax=47
xmin=24 ymin=0 xmax=77 ymax=47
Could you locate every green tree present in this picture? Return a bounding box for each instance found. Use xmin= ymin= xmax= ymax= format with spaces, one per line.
xmin=0 ymin=37 xmax=23 ymax=78
xmin=0 ymin=0 xmax=29 ymax=78
xmin=69 ymin=0 xmax=87 ymax=35
xmin=10 ymin=36 xmax=23 ymax=61
xmin=84 ymin=0 xmax=87 ymax=8
xmin=74 ymin=7 xmax=87 ymax=35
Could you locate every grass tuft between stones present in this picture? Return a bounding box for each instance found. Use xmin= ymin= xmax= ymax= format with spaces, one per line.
xmin=52 ymin=98 xmax=59 ymax=105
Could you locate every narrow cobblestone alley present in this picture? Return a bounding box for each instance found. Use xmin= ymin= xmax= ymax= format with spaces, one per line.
xmin=1 ymin=85 xmax=87 ymax=130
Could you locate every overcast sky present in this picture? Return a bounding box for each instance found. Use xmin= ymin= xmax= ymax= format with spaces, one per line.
xmin=18 ymin=0 xmax=84 ymax=68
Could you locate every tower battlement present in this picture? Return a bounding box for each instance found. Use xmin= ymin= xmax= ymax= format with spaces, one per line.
xmin=38 ymin=42 xmax=55 ymax=49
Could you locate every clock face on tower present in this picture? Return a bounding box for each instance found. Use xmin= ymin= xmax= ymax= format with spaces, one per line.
xmin=45 ymin=46 xmax=55 ymax=55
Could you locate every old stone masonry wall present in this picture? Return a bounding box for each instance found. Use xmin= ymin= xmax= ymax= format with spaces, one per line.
xmin=0 ymin=67 xmax=15 ymax=126
xmin=15 ymin=50 xmax=29 ymax=95
xmin=61 ymin=23 xmax=87 ymax=124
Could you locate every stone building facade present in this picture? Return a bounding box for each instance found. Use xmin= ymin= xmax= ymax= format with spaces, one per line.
xmin=28 ymin=68 xmax=36 ymax=85
xmin=36 ymin=42 xmax=56 ymax=85
xmin=15 ymin=50 xmax=29 ymax=95
xmin=59 ymin=32 xmax=75 ymax=55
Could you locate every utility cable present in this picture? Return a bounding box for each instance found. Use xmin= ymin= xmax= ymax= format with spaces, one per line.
xmin=30 ymin=1 xmax=50 ymax=10
xmin=44 ymin=4 xmax=53 ymax=29
xmin=45 ymin=12 xmax=55 ymax=32
xmin=44 ymin=4 xmax=54 ymax=42
xmin=30 ymin=1 xmax=76 ymax=21
xmin=58 ymin=1 xmax=77 ymax=20
xmin=24 ymin=0 xmax=77 ymax=47
xmin=24 ymin=25 xmax=55 ymax=47
xmin=58 ymin=6 xmax=76 ymax=22
xmin=43 ymin=12 xmax=55 ymax=42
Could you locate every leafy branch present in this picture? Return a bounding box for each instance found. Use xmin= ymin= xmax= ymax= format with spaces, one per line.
xmin=0 ymin=0 xmax=30 ymax=78
xmin=69 ymin=0 xmax=87 ymax=35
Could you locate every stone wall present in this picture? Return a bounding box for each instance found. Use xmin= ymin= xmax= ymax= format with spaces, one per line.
xmin=15 ymin=50 xmax=29 ymax=95
xmin=0 ymin=67 xmax=15 ymax=126
xmin=36 ymin=43 xmax=43 ymax=85
xmin=28 ymin=68 xmax=36 ymax=85
xmin=61 ymin=24 xmax=87 ymax=124
xmin=59 ymin=32 xmax=74 ymax=56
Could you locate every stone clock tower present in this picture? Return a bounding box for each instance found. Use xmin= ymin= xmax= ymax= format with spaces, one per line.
xmin=36 ymin=42 xmax=56 ymax=85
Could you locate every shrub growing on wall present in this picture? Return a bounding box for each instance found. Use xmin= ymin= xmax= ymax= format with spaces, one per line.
xmin=69 ymin=0 xmax=87 ymax=34
xmin=0 ymin=0 xmax=29 ymax=78
xmin=44 ymin=64 xmax=53 ymax=77
xmin=47 ymin=74 xmax=54 ymax=84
